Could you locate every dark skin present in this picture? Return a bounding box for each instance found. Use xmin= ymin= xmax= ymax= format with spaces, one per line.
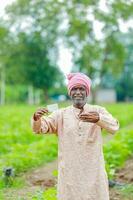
xmin=33 ymin=85 xmax=99 ymax=123
xmin=33 ymin=108 xmax=49 ymax=121
xmin=70 ymin=85 xmax=99 ymax=123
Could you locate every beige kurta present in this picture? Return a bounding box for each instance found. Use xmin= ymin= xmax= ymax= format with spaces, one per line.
xmin=32 ymin=104 xmax=119 ymax=200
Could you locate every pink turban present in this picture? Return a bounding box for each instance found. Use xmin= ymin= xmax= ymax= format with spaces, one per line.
xmin=67 ymin=72 xmax=91 ymax=96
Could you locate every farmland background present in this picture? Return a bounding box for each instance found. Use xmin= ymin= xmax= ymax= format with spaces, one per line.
xmin=0 ymin=0 xmax=133 ymax=199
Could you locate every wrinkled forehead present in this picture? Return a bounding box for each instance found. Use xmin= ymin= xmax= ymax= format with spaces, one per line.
xmin=71 ymin=84 xmax=86 ymax=90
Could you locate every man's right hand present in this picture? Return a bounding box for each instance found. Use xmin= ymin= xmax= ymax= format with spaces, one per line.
xmin=33 ymin=108 xmax=49 ymax=121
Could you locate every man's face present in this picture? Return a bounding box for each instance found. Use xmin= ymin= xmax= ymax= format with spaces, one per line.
xmin=70 ymin=85 xmax=87 ymax=108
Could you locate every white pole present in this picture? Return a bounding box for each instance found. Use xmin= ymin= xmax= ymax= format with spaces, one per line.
xmin=28 ymin=84 xmax=34 ymax=105
xmin=35 ymin=89 xmax=40 ymax=105
xmin=0 ymin=66 xmax=5 ymax=105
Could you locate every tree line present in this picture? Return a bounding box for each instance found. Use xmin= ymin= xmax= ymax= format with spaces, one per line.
xmin=0 ymin=0 xmax=133 ymax=104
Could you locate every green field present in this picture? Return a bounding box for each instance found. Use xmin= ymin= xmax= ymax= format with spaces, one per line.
xmin=0 ymin=103 xmax=133 ymax=199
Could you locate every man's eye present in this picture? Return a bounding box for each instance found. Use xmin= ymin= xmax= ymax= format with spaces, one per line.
xmin=80 ymin=88 xmax=84 ymax=90
xmin=72 ymin=88 xmax=77 ymax=91
xmin=72 ymin=87 xmax=85 ymax=91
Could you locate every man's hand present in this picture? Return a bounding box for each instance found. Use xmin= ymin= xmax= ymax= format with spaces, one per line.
xmin=79 ymin=111 xmax=99 ymax=123
xmin=33 ymin=108 xmax=49 ymax=121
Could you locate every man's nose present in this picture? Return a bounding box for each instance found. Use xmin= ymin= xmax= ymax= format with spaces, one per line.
xmin=76 ymin=89 xmax=81 ymax=94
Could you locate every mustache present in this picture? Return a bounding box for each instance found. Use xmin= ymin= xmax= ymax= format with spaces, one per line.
xmin=73 ymin=95 xmax=83 ymax=98
xmin=72 ymin=96 xmax=85 ymax=100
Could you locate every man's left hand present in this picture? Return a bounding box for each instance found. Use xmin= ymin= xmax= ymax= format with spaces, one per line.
xmin=79 ymin=111 xmax=100 ymax=123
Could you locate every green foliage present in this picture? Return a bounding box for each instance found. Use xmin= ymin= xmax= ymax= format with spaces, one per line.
xmin=4 ymin=31 xmax=64 ymax=93
xmin=52 ymin=170 xmax=58 ymax=178
xmin=32 ymin=187 xmax=57 ymax=200
xmin=0 ymin=0 xmax=64 ymax=98
xmin=0 ymin=191 xmax=4 ymax=200
xmin=104 ymin=128 xmax=133 ymax=178
xmin=43 ymin=187 xmax=57 ymax=200
xmin=116 ymin=30 xmax=133 ymax=101
xmin=5 ymin=84 xmax=28 ymax=103
xmin=0 ymin=103 xmax=133 ymax=199
xmin=0 ymin=105 xmax=58 ymax=189
xmin=0 ymin=0 xmax=133 ymax=102
xmin=119 ymin=184 xmax=133 ymax=198
xmin=32 ymin=103 xmax=133 ymax=199
xmin=31 ymin=190 xmax=44 ymax=200
xmin=102 ymin=103 xmax=133 ymax=128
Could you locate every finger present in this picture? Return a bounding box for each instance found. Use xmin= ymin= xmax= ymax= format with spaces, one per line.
xmin=37 ymin=108 xmax=48 ymax=113
xmin=79 ymin=116 xmax=87 ymax=119
xmin=81 ymin=119 xmax=95 ymax=123
xmin=80 ymin=115 xmax=97 ymax=120
xmin=80 ymin=112 xmax=97 ymax=116
xmin=80 ymin=113 xmax=95 ymax=116
xmin=42 ymin=108 xmax=49 ymax=112
xmin=79 ymin=114 xmax=88 ymax=117
xmin=34 ymin=114 xmax=42 ymax=119
xmin=81 ymin=119 xmax=93 ymax=122
xmin=37 ymin=107 xmax=48 ymax=112
xmin=36 ymin=110 xmax=48 ymax=115
xmin=36 ymin=112 xmax=45 ymax=116
xmin=80 ymin=116 xmax=95 ymax=120
xmin=41 ymin=110 xmax=49 ymax=114
xmin=79 ymin=115 xmax=93 ymax=119
xmin=80 ymin=113 xmax=97 ymax=116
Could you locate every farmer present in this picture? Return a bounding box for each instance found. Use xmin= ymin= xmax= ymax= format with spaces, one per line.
xmin=31 ymin=72 xmax=119 ymax=200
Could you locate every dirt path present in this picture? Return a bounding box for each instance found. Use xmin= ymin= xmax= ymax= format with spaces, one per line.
xmin=109 ymin=157 xmax=133 ymax=200
xmin=3 ymin=160 xmax=58 ymax=200
xmin=3 ymin=157 xmax=133 ymax=200
xmin=3 ymin=124 xmax=133 ymax=199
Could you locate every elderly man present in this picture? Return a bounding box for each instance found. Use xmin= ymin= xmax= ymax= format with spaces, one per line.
xmin=32 ymin=72 xmax=119 ymax=200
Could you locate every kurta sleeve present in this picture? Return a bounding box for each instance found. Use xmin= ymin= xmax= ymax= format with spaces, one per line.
xmin=96 ymin=106 xmax=119 ymax=134
xmin=31 ymin=111 xmax=59 ymax=135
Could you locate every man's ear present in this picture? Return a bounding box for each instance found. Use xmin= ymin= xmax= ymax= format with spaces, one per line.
xmin=69 ymin=90 xmax=72 ymax=97
xmin=69 ymin=95 xmax=72 ymax=99
xmin=86 ymin=91 xmax=88 ymax=97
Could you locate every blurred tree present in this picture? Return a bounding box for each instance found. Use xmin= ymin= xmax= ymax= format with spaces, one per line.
xmin=6 ymin=0 xmax=132 ymax=75
xmin=61 ymin=0 xmax=133 ymax=101
xmin=0 ymin=24 xmax=11 ymax=104
xmin=99 ymin=30 xmax=133 ymax=101
xmin=2 ymin=0 xmax=133 ymax=103
xmin=63 ymin=0 xmax=132 ymax=74
xmin=116 ymin=30 xmax=133 ymax=101
xmin=5 ymin=0 xmax=62 ymax=46
xmin=6 ymin=31 xmax=64 ymax=101
xmin=2 ymin=0 xmax=64 ymax=101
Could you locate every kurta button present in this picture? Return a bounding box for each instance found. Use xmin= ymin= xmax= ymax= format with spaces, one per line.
xmin=87 ymin=138 xmax=94 ymax=142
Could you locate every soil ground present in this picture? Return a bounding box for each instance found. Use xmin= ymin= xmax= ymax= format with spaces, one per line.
xmin=3 ymin=157 xmax=133 ymax=200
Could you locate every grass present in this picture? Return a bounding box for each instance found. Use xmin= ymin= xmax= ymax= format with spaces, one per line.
xmin=119 ymin=184 xmax=133 ymax=199
xmin=0 ymin=103 xmax=133 ymax=199
xmin=104 ymin=128 xmax=133 ymax=178
xmin=31 ymin=185 xmax=133 ymax=200
xmin=102 ymin=103 xmax=133 ymax=128
xmin=32 ymin=187 xmax=57 ymax=200
xmin=0 ymin=105 xmax=58 ymax=189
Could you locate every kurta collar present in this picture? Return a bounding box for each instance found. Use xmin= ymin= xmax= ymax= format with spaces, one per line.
xmin=72 ymin=103 xmax=88 ymax=114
